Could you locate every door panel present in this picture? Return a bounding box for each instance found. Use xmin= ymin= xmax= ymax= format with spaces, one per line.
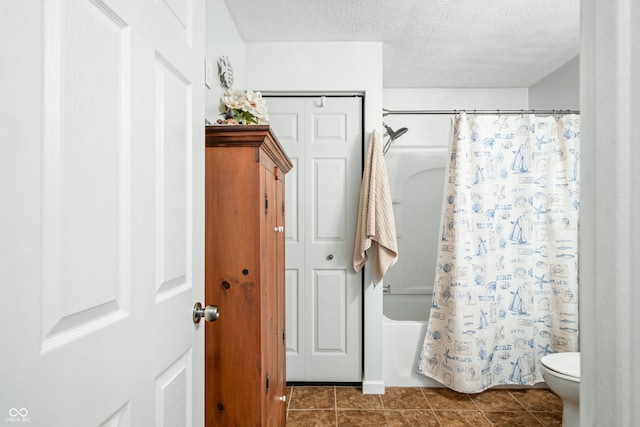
xmin=41 ymin=0 xmax=129 ymax=352
xmin=155 ymin=53 xmax=190 ymax=300
xmin=313 ymin=270 xmax=347 ymax=351
xmin=1 ymin=0 xmax=204 ymax=425
xmin=313 ymin=158 xmax=348 ymax=239
xmin=267 ymin=96 xmax=362 ymax=382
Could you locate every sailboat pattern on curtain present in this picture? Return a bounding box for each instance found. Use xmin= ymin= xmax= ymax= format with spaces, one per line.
xmin=417 ymin=113 xmax=580 ymax=393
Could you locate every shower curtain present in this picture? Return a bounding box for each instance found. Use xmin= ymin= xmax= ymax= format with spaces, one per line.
xmin=417 ymin=112 xmax=580 ymax=393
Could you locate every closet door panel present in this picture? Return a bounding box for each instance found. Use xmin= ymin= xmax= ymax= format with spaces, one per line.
xmin=268 ymin=96 xmax=363 ymax=382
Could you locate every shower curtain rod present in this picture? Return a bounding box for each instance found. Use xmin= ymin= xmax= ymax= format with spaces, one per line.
xmin=382 ymin=108 xmax=580 ymax=116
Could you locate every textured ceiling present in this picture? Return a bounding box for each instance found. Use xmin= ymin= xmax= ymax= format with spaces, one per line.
xmin=222 ymin=0 xmax=580 ymax=88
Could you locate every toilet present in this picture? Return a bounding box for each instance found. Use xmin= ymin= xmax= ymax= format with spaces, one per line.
xmin=540 ymin=352 xmax=580 ymax=427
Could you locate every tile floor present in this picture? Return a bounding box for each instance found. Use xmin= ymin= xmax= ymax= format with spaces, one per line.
xmin=285 ymin=386 xmax=563 ymax=426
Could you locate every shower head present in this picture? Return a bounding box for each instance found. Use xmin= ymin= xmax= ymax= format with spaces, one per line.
xmin=382 ymin=123 xmax=409 ymax=154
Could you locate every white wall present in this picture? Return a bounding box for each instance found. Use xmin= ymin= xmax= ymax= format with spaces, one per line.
xmin=528 ymin=56 xmax=580 ymax=110
xmin=205 ymin=0 xmax=246 ymax=121
xmin=244 ymin=41 xmax=383 ymax=140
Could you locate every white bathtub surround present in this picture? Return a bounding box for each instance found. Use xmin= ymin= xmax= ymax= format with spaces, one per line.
xmin=353 ymin=131 xmax=398 ymax=285
xmin=382 ymin=293 xmax=433 ymax=386
xmin=418 ymin=112 xmax=581 ymax=393
xmin=383 ymin=314 xmax=444 ymax=387
xmin=383 ymin=294 xmax=432 ymax=321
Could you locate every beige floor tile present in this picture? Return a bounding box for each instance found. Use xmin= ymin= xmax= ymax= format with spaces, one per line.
xmin=469 ymin=389 xmax=526 ymax=411
xmin=381 ymin=387 xmax=430 ymax=410
xmin=335 ymin=386 xmax=384 ymax=410
xmin=337 ymin=409 xmax=387 ymax=426
xmin=423 ymin=387 xmax=477 ymax=410
xmin=530 ymin=411 xmax=563 ymax=426
xmin=433 ymin=410 xmax=492 ymax=426
xmin=386 ymin=409 xmax=440 ymax=427
xmin=482 ymin=410 xmax=544 ymax=426
xmin=509 ymin=389 xmax=563 ymax=412
xmin=287 ymin=409 xmax=336 ymax=426
xmin=289 ymin=386 xmax=335 ymax=410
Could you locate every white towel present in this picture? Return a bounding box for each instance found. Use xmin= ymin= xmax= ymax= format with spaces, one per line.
xmin=353 ymin=131 xmax=398 ymax=285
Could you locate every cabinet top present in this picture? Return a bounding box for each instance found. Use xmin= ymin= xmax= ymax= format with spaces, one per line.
xmin=205 ymin=125 xmax=293 ymax=173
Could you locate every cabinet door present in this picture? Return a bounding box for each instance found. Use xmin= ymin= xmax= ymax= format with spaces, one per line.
xmin=206 ymin=147 xmax=262 ymax=426
xmin=275 ymin=174 xmax=287 ymax=425
xmin=263 ymin=163 xmax=281 ymax=426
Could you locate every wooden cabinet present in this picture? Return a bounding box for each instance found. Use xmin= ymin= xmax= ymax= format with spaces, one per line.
xmin=204 ymin=125 xmax=293 ymax=426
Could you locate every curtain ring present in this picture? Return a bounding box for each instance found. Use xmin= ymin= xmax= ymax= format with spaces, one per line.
xmin=497 ymin=109 xmax=500 ymax=117
xmin=474 ymin=109 xmax=477 ymax=117
xmin=520 ymin=109 xmax=524 ymax=118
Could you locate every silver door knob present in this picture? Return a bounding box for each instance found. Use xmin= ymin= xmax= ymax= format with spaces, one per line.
xmin=279 ymin=395 xmax=287 ymax=402
xmin=193 ymin=302 xmax=219 ymax=324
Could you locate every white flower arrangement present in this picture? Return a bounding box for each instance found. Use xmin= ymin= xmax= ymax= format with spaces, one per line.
xmin=219 ymin=89 xmax=269 ymax=125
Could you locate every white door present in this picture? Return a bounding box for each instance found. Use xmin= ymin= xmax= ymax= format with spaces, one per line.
xmin=267 ymin=96 xmax=363 ymax=382
xmin=1 ymin=1 xmax=205 ymax=426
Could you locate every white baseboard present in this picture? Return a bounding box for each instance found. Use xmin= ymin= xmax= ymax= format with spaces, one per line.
xmin=362 ymin=379 xmax=385 ymax=394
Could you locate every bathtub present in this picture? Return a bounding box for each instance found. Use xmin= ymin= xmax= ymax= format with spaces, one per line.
xmin=383 ymin=294 xmax=443 ymax=387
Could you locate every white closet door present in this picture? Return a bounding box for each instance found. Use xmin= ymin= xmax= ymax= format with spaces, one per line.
xmin=267 ymin=96 xmax=363 ymax=382
xmin=1 ymin=0 xmax=205 ymax=425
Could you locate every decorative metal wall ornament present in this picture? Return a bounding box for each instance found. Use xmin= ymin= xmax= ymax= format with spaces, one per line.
xmin=218 ymin=55 xmax=234 ymax=89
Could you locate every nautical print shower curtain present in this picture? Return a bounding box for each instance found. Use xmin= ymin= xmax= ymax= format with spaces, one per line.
xmin=417 ymin=112 xmax=580 ymax=393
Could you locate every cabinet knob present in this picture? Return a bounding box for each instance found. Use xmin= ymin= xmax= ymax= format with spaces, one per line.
xmin=327 ymin=254 xmax=334 ymax=260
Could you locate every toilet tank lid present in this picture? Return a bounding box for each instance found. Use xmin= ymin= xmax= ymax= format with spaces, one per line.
xmin=541 ymin=352 xmax=580 ymax=378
